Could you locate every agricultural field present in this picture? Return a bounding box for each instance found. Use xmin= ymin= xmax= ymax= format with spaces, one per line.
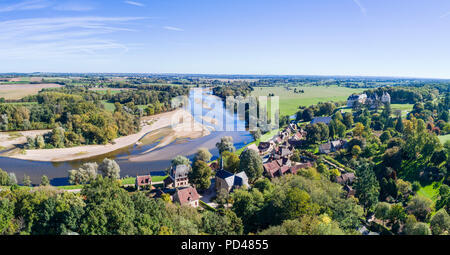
xmin=251 ymin=86 xmax=365 ymax=116
xmin=0 ymin=83 xmax=62 ymax=100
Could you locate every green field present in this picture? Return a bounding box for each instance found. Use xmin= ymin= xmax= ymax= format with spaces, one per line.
xmin=439 ymin=134 xmax=450 ymax=144
xmin=251 ymin=86 xmax=365 ymax=116
xmin=101 ymin=100 xmax=116 ymax=112
xmin=417 ymin=181 xmax=442 ymax=205
xmin=391 ymin=104 xmax=413 ymax=117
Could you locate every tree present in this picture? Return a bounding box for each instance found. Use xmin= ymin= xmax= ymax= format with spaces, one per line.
xmin=171 ymin=155 xmax=191 ymax=167
xmin=239 ymin=149 xmax=264 ymax=183
xmin=343 ymin=112 xmax=354 ymax=129
xmin=430 ymin=209 xmax=450 ymax=235
xmin=302 ymin=108 xmax=314 ymax=121
xmin=354 ymin=162 xmax=380 ymax=213
xmin=408 ymin=222 xmax=432 ymax=235
xmin=406 ymin=196 xmax=433 ymax=222
xmin=36 ymin=135 xmax=45 ymax=149
xmin=68 ymin=162 xmax=98 ymax=185
xmin=436 ymin=184 xmax=450 ymax=212
xmin=193 ymin=148 xmax=212 ymax=163
xmin=351 ymin=145 xmax=362 ymax=157
xmin=23 ymin=174 xmax=32 ymax=187
xmin=251 ymin=128 xmax=262 ymax=141
xmin=282 ymin=188 xmax=318 ymax=220
xmin=221 ymin=151 xmax=240 ymax=173
xmin=353 ymin=123 xmax=365 ymax=137
xmin=375 ymin=202 xmax=391 ymax=225
xmin=216 ymin=136 xmax=235 ymax=155
xmin=98 ymin=158 xmax=120 ymax=180
xmin=0 ymin=198 xmax=15 ymax=235
xmin=395 ymin=117 xmax=404 ymax=133
xmin=80 ymin=176 xmax=136 ymax=235
xmin=0 ymin=169 xmax=10 ymax=186
xmin=380 ymin=131 xmax=392 ymax=143
xmin=40 ymin=175 xmax=50 ymax=186
xmin=8 ymin=173 xmax=17 ymax=185
xmin=189 ymin=160 xmax=212 ymax=190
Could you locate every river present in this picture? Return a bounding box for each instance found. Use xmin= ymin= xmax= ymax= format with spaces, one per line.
xmin=0 ymin=88 xmax=253 ymax=185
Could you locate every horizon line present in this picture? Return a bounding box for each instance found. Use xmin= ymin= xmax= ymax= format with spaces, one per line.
xmin=1 ymin=72 xmax=450 ymax=81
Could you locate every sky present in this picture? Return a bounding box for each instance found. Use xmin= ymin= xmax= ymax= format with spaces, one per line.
xmin=0 ymin=0 xmax=450 ymax=78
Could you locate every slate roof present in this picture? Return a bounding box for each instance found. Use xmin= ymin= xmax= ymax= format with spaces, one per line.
xmin=171 ymin=164 xmax=189 ymax=179
xmin=216 ymin=170 xmax=249 ymax=189
xmin=310 ymin=117 xmax=332 ymax=125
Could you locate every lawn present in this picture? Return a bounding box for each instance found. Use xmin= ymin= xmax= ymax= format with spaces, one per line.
xmin=101 ymin=100 xmax=116 ymax=112
xmin=417 ymin=181 xmax=442 ymax=205
xmin=391 ymin=104 xmax=413 ymax=117
xmin=236 ymin=128 xmax=280 ymax=155
xmin=439 ymin=134 xmax=450 ymax=145
xmin=55 ymin=175 xmax=168 ymax=190
xmin=251 ymin=86 xmax=365 ymax=116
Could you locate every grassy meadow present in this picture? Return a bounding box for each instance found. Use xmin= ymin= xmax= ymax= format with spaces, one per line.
xmin=251 ymin=86 xmax=365 ymax=116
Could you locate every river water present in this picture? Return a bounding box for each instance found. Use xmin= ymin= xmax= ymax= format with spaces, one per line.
xmin=0 ymin=88 xmax=253 ymax=185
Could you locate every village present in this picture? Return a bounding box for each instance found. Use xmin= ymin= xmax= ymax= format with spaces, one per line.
xmin=132 ymin=92 xmax=388 ymax=211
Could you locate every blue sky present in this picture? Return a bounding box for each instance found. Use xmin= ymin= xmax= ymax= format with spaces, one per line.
xmin=0 ymin=0 xmax=450 ymax=78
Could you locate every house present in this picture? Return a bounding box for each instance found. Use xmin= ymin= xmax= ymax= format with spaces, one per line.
xmin=135 ymin=175 xmax=152 ymax=190
xmin=263 ymin=158 xmax=299 ymax=179
xmin=365 ymin=92 xmax=391 ymax=109
xmin=335 ymin=172 xmax=356 ymax=185
xmin=319 ymin=140 xmax=347 ymax=154
xmin=215 ymin=170 xmax=249 ymax=192
xmin=258 ymin=142 xmax=273 ymax=155
xmin=173 ymin=186 xmax=200 ymax=207
xmin=164 ymin=164 xmax=190 ymax=189
xmin=289 ymin=162 xmax=314 ymax=175
xmin=310 ymin=117 xmax=332 ymax=125
xmin=263 ymin=160 xmax=281 ymax=178
xmin=347 ymin=93 xmax=367 ymax=107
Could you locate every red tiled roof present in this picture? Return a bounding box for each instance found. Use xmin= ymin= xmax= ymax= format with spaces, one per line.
xmin=176 ymin=187 xmax=200 ymax=205
xmin=136 ymin=175 xmax=152 ymax=186
xmin=263 ymin=161 xmax=281 ymax=177
xmin=290 ymin=162 xmax=313 ymax=174
xmin=280 ymin=165 xmax=291 ymax=175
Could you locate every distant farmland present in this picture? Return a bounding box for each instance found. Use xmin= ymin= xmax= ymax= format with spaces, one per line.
xmin=251 ymin=86 xmax=365 ymax=116
xmin=0 ymin=83 xmax=62 ymax=100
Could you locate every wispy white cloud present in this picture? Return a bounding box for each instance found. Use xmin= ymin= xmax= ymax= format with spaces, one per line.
xmin=352 ymin=0 xmax=367 ymax=16
xmin=53 ymin=2 xmax=95 ymax=12
xmin=0 ymin=16 xmax=146 ymax=59
xmin=124 ymin=1 xmax=145 ymax=7
xmin=440 ymin=11 xmax=450 ymax=19
xmin=0 ymin=0 xmax=50 ymax=12
xmin=163 ymin=26 xmax=184 ymax=31
xmin=0 ymin=0 xmax=95 ymax=12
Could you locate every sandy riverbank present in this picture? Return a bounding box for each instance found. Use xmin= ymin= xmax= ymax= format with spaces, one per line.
xmin=0 ymin=130 xmax=51 ymax=150
xmin=2 ymin=108 xmax=209 ymax=162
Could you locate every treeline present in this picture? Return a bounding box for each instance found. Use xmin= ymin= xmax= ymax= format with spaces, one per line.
xmin=364 ymin=87 xmax=438 ymax=104
xmin=212 ymin=85 xmax=253 ymax=99
xmin=0 ymin=177 xmax=243 ymax=235
xmin=0 ymin=91 xmax=140 ymax=147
